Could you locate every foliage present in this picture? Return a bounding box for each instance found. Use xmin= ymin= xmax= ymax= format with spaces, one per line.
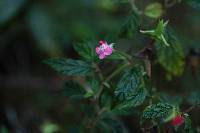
xmin=0 ymin=0 xmax=200 ymax=133
xmin=41 ymin=0 xmax=200 ymax=132
xmin=44 ymin=58 xmax=92 ymax=76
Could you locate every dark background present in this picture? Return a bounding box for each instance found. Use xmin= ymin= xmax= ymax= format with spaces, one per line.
xmin=0 ymin=0 xmax=200 ymax=132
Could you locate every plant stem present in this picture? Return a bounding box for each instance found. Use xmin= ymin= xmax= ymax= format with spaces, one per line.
xmin=115 ymin=50 xmax=132 ymax=63
xmin=103 ymin=62 xmax=130 ymax=83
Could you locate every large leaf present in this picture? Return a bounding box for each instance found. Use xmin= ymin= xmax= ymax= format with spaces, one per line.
xmin=155 ymin=27 xmax=185 ymax=78
xmin=0 ymin=0 xmax=26 ymax=25
xmin=114 ymin=87 xmax=147 ymax=111
xmin=141 ymin=103 xmax=173 ymax=122
xmin=73 ymin=41 xmax=98 ymax=62
xmin=45 ymin=58 xmax=92 ymax=76
xmin=144 ymin=2 xmax=163 ymax=18
xmin=114 ymin=66 xmax=144 ymax=101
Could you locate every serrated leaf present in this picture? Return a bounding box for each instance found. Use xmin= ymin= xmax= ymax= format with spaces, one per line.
xmin=119 ymin=13 xmax=140 ymax=38
xmin=140 ymin=20 xmax=169 ymax=46
xmin=73 ymin=41 xmax=98 ymax=61
xmin=114 ymin=88 xmax=147 ymax=110
xmin=155 ymin=27 xmax=185 ymax=77
xmin=45 ymin=58 xmax=92 ymax=76
xmin=114 ymin=66 xmax=144 ymax=101
xmin=62 ymin=81 xmax=85 ymax=100
xmin=144 ymin=2 xmax=163 ymax=18
xmin=154 ymin=20 xmax=168 ymax=36
xmin=141 ymin=103 xmax=173 ymax=122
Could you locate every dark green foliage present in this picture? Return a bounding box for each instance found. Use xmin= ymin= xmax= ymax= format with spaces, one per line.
xmin=141 ymin=103 xmax=173 ymax=122
xmin=114 ymin=66 xmax=144 ymax=101
xmin=119 ymin=12 xmax=140 ymax=38
xmin=155 ymin=27 xmax=185 ymax=78
xmin=44 ymin=58 xmax=92 ymax=76
xmin=74 ymin=41 xmax=98 ymax=62
xmin=62 ymin=81 xmax=85 ymax=99
xmin=114 ymin=87 xmax=147 ymax=110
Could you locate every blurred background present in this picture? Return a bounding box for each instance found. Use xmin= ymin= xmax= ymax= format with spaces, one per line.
xmin=0 ymin=0 xmax=200 ymax=132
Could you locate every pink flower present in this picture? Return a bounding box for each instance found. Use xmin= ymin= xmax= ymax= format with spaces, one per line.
xmin=96 ymin=40 xmax=113 ymax=59
xmin=170 ymin=115 xmax=184 ymax=126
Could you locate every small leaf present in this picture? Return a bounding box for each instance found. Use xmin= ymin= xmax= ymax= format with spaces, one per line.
xmin=44 ymin=58 xmax=92 ymax=76
xmin=144 ymin=2 xmax=163 ymax=18
xmin=141 ymin=103 xmax=173 ymax=122
xmin=154 ymin=20 xmax=168 ymax=37
xmin=114 ymin=66 xmax=144 ymax=101
xmin=140 ymin=20 xmax=170 ymax=46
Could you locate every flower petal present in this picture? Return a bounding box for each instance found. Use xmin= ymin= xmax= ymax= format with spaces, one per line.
xmin=104 ymin=47 xmax=113 ymax=55
xmin=99 ymin=53 xmax=106 ymax=59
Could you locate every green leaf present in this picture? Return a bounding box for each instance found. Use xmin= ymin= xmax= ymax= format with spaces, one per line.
xmin=114 ymin=66 xmax=144 ymax=101
xmin=45 ymin=58 xmax=92 ymax=76
xmin=73 ymin=41 xmax=98 ymax=61
xmin=119 ymin=12 xmax=140 ymax=38
xmin=140 ymin=20 xmax=169 ymax=46
xmin=144 ymin=2 xmax=163 ymax=18
xmin=114 ymin=87 xmax=147 ymax=110
xmin=62 ymin=81 xmax=85 ymax=99
xmin=155 ymin=27 xmax=185 ymax=77
xmin=186 ymin=90 xmax=200 ymax=105
xmin=141 ymin=103 xmax=173 ymax=122
xmin=154 ymin=20 xmax=168 ymax=36
xmin=0 ymin=0 xmax=26 ymax=25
